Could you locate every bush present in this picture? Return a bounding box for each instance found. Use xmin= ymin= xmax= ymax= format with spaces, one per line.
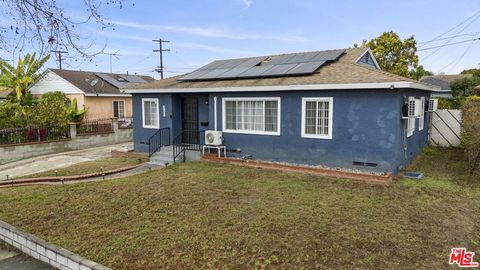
xmin=461 ymin=97 xmax=480 ymax=180
xmin=30 ymin=91 xmax=69 ymax=127
xmin=0 ymin=101 xmax=26 ymax=128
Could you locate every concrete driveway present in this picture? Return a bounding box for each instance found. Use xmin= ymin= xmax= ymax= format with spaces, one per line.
xmin=0 ymin=142 xmax=133 ymax=179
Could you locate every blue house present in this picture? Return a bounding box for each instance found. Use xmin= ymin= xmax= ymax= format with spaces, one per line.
xmin=126 ymin=47 xmax=438 ymax=175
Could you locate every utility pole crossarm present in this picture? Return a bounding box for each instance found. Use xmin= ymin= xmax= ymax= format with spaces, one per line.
xmin=50 ymin=50 xmax=67 ymax=70
xmin=152 ymin=39 xmax=170 ymax=80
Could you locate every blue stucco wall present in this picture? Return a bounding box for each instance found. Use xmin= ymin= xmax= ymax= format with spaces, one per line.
xmin=132 ymin=88 xmax=430 ymax=175
xmin=132 ymin=93 xmax=174 ymax=153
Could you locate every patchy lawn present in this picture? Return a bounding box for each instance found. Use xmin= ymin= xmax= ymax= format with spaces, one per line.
xmin=0 ymin=148 xmax=478 ymax=269
xmin=21 ymin=157 xmax=143 ymax=179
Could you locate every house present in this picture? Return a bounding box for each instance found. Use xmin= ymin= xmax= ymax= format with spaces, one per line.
xmin=125 ymin=47 xmax=438 ymax=175
xmin=29 ymin=69 xmax=155 ymax=119
xmin=0 ymin=87 xmax=13 ymax=102
xmin=420 ymin=74 xmax=473 ymax=98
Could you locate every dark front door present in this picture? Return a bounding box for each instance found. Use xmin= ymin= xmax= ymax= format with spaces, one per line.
xmin=181 ymin=97 xmax=199 ymax=144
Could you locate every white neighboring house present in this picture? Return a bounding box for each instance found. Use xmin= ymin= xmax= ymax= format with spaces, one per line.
xmin=29 ymin=69 xmax=154 ymax=119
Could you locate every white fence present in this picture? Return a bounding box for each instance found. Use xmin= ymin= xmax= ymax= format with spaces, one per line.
xmin=429 ymin=109 xmax=462 ymax=147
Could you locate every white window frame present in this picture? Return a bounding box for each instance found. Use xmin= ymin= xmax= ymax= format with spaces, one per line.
xmin=407 ymin=97 xmax=415 ymax=137
xmin=419 ymin=97 xmax=425 ymax=131
xmin=222 ymin=97 xmax=281 ymax=136
xmin=142 ymin=98 xmax=159 ymax=129
xmin=112 ymin=100 xmax=125 ymax=119
xmin=301 ymin=97 xmax=334 ymax=140
xmin=429 ymin=98 xmax=438 ymax=112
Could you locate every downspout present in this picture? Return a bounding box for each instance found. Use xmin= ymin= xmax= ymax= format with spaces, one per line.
xmin=214 ymin=96 xmax=218 ymax=131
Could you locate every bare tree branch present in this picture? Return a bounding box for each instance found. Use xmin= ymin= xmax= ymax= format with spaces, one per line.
xmin=0 ymin=0 xmax=131 ymax=61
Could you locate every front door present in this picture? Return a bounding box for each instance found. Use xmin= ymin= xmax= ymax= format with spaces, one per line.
xmin=181 ymin=97 xmax=199 ymax=144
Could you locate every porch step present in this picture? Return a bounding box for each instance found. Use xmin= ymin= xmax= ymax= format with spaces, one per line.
xmin=149 ymin=146 xmax=174 ymax=166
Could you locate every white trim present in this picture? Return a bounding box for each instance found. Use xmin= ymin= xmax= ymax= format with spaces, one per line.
xmin=301 ymin=97 xmax=333 ymax=140
xmin=221 ymin=97 xmax=281 ymax=136
xmin=355 ymin=48 xmax=381 ymax=69
xmin=124 ymin=81 xmax=439 ymax=94
xmin=419 ymin=97 xmax=425 ymax=131
xmin=84 ymin=93 xmax=131 ymax=97
xmin=214 ymin=96 xmax=218 ymax=131
xmin=112 ymin=100 xmax=126 ymax=118
xmin=407 ymin=97 xmax=415 ymax=137
xmin=141 ymin=98 xmax=160 ymax=129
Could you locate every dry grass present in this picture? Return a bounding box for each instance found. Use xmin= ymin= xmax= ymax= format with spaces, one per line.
xmin=0 ymin=148 xmax=478 ymax=269
xmin=21 ymin=157 xmax=143 ymax=178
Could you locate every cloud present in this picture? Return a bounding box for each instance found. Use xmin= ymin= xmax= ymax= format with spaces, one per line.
xmin=93 ymin=29 xmax=256 ymax=56
xmin=242 ymin=0 xmax=252 ymax=8
xmin=107 ymin=19 xmax=308 ymax=42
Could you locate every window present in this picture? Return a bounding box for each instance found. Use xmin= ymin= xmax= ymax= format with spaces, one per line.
xmin=301 ymin=97 xmax=333 ymax=139
xmin=113 ymin=100 xmax=125 ymax=118
xmin=407 ymin=97 xmax=415 ymax=137
xmin=142 ymin=98 xmax=159 ymax=129
xmin=429 ymin=98 xmax=438 ymax=111
xmin=419 ymin=97 xmax=425 ymax=131
xmin=222 ymin=97 xmax=280 ymax=135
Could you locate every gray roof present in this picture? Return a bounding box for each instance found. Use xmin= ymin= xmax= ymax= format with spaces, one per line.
xmin=420 ymin=77 xmax=452 ymax=90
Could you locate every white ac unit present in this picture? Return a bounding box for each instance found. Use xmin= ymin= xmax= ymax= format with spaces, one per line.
xmin=428 ymin=98 xmax=438 ymax=112
xmin=205 ymin=130 xmax=223 ymax=146
xmin=408 ymin=98 xmax=420 ymax=118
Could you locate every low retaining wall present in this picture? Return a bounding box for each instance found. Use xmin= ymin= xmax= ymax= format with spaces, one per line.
xmin=0 ymin=220 xmax=111 ymax=270
xmin=0 ymin=119 xmax=132 ymax=165
xmin=202 ymin=156 xmax=392 ymax=184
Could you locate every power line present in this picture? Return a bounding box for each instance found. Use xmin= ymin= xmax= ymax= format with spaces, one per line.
xmin=418 ymin=37 xmax=480 ymax=51
xmin=447 ymin=40 xmax=477 ymax=73
xmin=152 ymin=38 xmax=170 ymax=80
xmin=418 ymin=32 xmax=480 ymax=45
xmin=50 ymin=50 xmax=67 ymax=70
xmin=421 ymin=12 xmax=480 ymax=61
xmin=419 ymin=9 xmax=480 ymax=48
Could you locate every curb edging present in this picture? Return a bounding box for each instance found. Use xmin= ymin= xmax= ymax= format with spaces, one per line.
xmin=0 ymin=219 xmax=111 ymax=270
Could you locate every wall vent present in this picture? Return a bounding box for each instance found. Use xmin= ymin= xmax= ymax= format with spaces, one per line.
xmin=353 ymin=161 xmax=378 ymax=167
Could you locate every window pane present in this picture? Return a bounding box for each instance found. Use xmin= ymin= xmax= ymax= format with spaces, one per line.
xmin=305 ymin=101 xmax=317 ymax=134
xmin=118 ymin=101 xmax=125 ymax=118
xmin=144 ymin=101 xmax=151 ymax=126
xmin=150 ymin=101 xmax=158 ymax=126
xmin=225 ymin=101 xmax=237 ymax=129
xmin=317 ymin=101 xmax=329 ymax=135
xmin=113 ymin=101 xmax=119 ymax=118
xmin=264 ymin=101 xmax=278 ymax=132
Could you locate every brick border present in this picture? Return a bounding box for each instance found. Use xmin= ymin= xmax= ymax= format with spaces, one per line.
xmin=0 ymin=165 xmax=141 ymax=188
xmin=0 ymin=219 xmax=111 ymax=270
xmin=202 ymin=156 xmax=392 ymax=184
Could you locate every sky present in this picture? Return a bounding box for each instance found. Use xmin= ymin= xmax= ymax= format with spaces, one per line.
xmin=2 ymin=0 xmax=480 ymax=79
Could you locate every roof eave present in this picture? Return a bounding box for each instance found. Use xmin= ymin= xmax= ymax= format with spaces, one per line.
xmin=124 ymin=81 xmax=439 ymax=94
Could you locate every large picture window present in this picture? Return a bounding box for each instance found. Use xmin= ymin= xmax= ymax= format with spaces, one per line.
xmin=301 ymin=97 xmax=333 ymax=139
xmin=142 ymin=98 xmax=159 ymax=129
xmin=222 ymin=97 xmax=280 ymax=135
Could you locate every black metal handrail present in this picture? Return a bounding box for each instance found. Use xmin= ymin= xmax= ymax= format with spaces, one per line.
xmin=172 ymin=130 xmax=205 ymax=163
xmin=147 ymin=128 xmax=171 ymax=157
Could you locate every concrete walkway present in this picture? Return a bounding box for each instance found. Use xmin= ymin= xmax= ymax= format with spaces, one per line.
xmin=0 ymin=245 xmax=52 ymax=270
xmin=0 ymin=143 xmax=133 ymax=180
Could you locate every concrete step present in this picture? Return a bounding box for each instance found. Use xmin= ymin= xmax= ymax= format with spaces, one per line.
xmin=149 ymin=146 xmax=175 ymax=166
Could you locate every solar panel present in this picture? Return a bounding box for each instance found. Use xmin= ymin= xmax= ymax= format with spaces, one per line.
xmin=258 ymin=63 xmax=296 ymax=76
xmin=178 ymin=49 xmax=346 ymax=81
xmin=285 ymin=61 xmax=326 ymax=75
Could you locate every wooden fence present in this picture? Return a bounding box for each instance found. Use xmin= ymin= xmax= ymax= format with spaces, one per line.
xmin=429 ymin=109 xmax=462 ymax=147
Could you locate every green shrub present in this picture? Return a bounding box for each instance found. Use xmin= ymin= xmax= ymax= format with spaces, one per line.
xmin=461 ymin=97 xmax=480 ymax=180
xmin=422 ymin=147 xmax=438 ymax=156
xmin=30 ymin=92 xmax=69 ymax=127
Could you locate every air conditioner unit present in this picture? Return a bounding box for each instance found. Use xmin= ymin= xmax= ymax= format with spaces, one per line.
xmin=428 ymin=98 xmax=438 ymax=112
xmin=408 ymin=98 xmax=420 ymax=118
xmin=205 ymin=130 xmax=223 ymax=146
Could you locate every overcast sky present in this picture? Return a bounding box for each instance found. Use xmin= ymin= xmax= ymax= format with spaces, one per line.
xmin=2 ymin=0 xmax=480 ymax=78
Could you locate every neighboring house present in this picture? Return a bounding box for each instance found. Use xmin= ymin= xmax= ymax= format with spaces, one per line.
xmin=0 ymin=87 xmax=13 ymax=102
xmin=29 ymin=69 xmax=155 ymax=119
xmin=420 ymin=74 xmax=473 ymax=98
xmin=126 ymin=47 xmax=438 ymax=175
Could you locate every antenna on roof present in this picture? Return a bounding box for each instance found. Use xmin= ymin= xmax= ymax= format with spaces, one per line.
xmin=102 ymin=51 xmax=121 ymax=73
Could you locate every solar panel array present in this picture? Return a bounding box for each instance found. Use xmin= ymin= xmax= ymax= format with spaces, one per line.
xmin=95 ymin=73 xmax=148 ymax=89
xmin=179 ymin=49 xmax=345 ymax=81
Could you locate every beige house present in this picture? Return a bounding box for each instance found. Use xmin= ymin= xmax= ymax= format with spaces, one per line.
xmin=29 ymin=69 xmax=154 ymax=119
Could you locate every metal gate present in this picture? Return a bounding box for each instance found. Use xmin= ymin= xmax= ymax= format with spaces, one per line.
xmin=181 ymin=97 xmax=199 ymax=144
xmin=429 ymin=109 xmax=462 ymax=147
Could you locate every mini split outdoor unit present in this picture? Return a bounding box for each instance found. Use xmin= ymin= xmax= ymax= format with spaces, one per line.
xmin=402 ymin=97 xmax=438 ymax=119
xmin=205 ymin=130 xmax=224 ymax=146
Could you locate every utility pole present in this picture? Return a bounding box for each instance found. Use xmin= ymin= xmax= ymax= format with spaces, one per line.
xmin=50 ymin=50 xmax=67 ymax=70
xmin=152 ymin=39 xmax=170 ymax=80
xmin=102 ymin=51 xmax=121 ymax=73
